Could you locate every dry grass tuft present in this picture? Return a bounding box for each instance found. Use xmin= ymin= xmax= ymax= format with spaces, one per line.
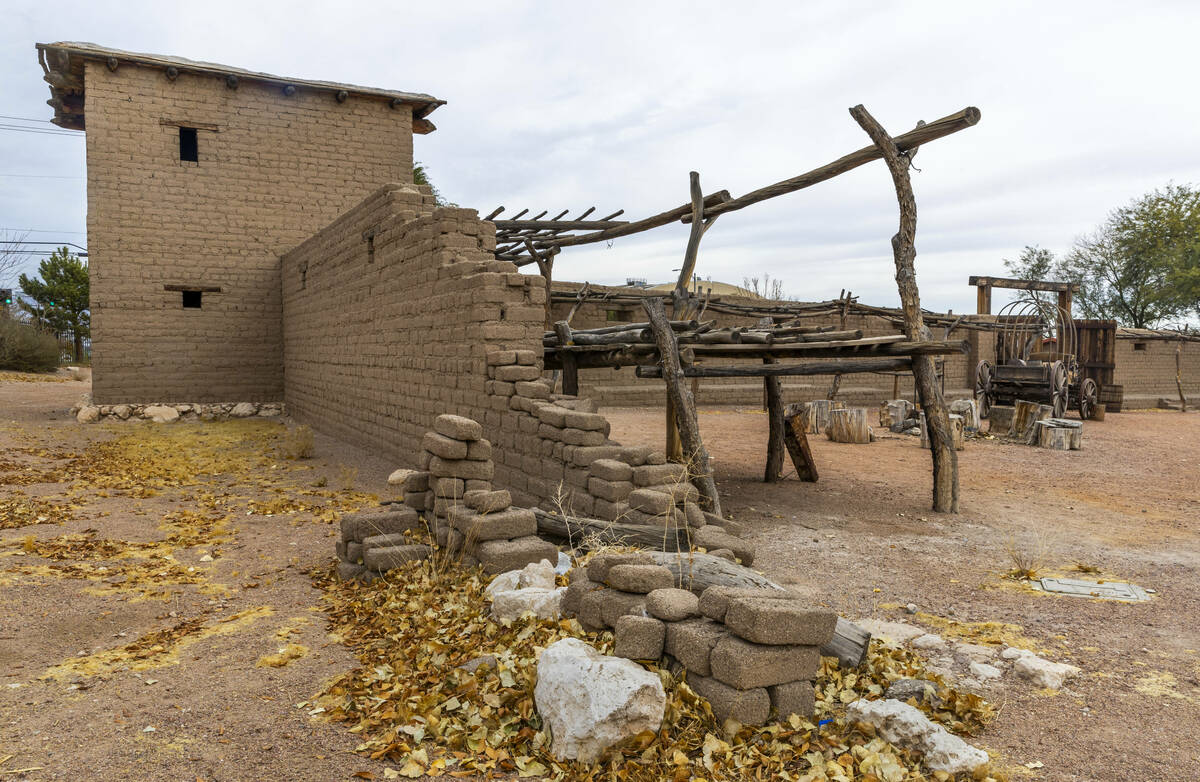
xmin=279 ymin=425 xmax=315 ymax=460
xmin=1003 ymin=529 xmax=1054 ymax=580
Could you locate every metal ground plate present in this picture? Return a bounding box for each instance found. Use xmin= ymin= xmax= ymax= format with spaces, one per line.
xmin=1035 ymin=577 xmax=1150 ymax=602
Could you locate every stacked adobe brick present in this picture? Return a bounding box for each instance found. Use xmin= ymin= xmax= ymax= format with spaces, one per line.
xmin=563 ymin=552 xmax=836 ymax=725
xmin=348 ymin=413 xmax=557 ymax=576
xmin=335 ymin=505 xmax=428 ymax=581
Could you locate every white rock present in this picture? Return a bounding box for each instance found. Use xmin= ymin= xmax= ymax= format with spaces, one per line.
xmin=485 ymin=570 xmax=521 ymax=596
xmin=1013 ymin=653 xmax=1080 ymax=690
xmin=517 ymin=559 xmax=557 ymax=590
xmin=1000 ymin=646 xmax=1028 ymax=661
xmin=911 ymin=633 xmax=946 ymax=650
xmin=76 ymin=405 xmax=101 ymax=424
xmin=954 ymin=642 xmax=997 ymax=662
xmin=112 ymin=404 xmax=132 ymax=420
xmin=855 ymin=619 xmax=925 ymax=645
xmin=387 ymin=468 xmax=417 ymax=486
xmin=969 ymin=662 xmax=1002 ymax=680
xmin=229 ymin=402 xmax=257 ymax=418
xmin=143 ymin=405 xmax=179 ymax=423
xmin=555 ymin=551 xmax=572 ymax=574
xmin=534 ymin=638 xmax=665 ymax=762
xmin=490 ymin=587 xmax=565 ymax=621
xmin=846 ymin=699 xmax=989 ymax=775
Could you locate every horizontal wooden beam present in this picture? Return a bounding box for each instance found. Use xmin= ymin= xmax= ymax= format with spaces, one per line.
xmin=635 ymin=357 xmax=914 ymax=378
xmin=968 ymin=275 xmax=1079 ymax=293
xmin=493 ymin=219 xmax=629 ymax=230
xmin=163 ymin=284 xmax=222 ymax=293
xmin=543 ymin=339 xmax=966 ymax=370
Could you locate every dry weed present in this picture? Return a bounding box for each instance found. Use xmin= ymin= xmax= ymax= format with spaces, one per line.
xmin=279 ymin=424 xmax=315 ymax=459
xmin=1003 ymin=529 xmax=1055 ymax=580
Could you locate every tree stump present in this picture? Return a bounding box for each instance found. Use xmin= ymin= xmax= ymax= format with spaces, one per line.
xmin=987 ymin=404 xmax=1015 ymax=434
xmin=800 ymin=399 xmax=845 ymax=434
xmin=949 ymin=398 xmax=980 ymax=431
xmin=879 ymin=399 xmax=914 ymax=429
xmin=1011 ymin=400 xmax=1053 ymax=444
xmin=827 ymin=408 xmax=871 ymax=444
xmin=1037 ymin=419 xmax=1082 ymax=450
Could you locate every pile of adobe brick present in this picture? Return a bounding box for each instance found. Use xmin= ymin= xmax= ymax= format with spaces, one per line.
xmin=337 ymin=414 xmax=557 ymax=579
xmin=562 ymin=552 xmax=836 ymax=724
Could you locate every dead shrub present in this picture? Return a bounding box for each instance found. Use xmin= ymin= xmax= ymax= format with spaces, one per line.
xmin=336 ymin=465 xmax=358 ymax=492
xmin=279 ymin=425 xmax=315 ymax=460
xmin=1003 ymin=529 xmax=1054 ymax=580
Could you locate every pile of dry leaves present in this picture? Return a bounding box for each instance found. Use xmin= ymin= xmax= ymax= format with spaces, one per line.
xmin=314 ymin=559 xmax=1002 ymax=781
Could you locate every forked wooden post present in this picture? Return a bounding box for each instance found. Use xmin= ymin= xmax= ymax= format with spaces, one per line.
xmin=643 ymin=297 xmax=721 ymax=516
xmin=850 ymin=104 xmax=960 ymax=513
xmin=763 ymin=356 xmax=785 ymax=481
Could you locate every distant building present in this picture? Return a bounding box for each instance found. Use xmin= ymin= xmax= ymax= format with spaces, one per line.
xmin=645 ymin=280 xmax=761 ymax=298
xmin=36 ymin=42 xmax=443 ymax=402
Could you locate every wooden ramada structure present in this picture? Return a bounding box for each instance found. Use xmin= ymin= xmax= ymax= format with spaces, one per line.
xmin=487 ymin=105 xmax=984 ymax=513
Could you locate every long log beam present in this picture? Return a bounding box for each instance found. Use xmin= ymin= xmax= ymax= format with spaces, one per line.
xmin=634 ymin=357 xmax=913 ymax=379
xmin=540 ymin=107 xmax=979 ymax=249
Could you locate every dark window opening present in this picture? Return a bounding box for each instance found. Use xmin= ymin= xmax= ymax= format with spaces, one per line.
xmin=300 ymin=265 xmax=307 ymax=290
xmin=179 ymin=126 xmax=198 ymax=162
xmin=182 ymin=290 xmax=202 ymax=309
xmin=606 ymin=308 xmax=633 ymax=322
xmin=367 ymin=235 xmax=375 ymax=263
xmin=1133 ymin=342 xmax=1147 ymax=351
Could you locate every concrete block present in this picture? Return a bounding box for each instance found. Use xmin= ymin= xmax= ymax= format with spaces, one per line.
xmin=645 ymin=588 xmax=700 ymax=622
xmin=709 ymin=636 xmax=820 ymax=689
xmin=434 ymin=414 xmax=483 ymax=441
xmin=614 ymin=615 xmax=666 ymax=660
xmin=724 ymin=599 xmax=838 ymax=646
xmin=664 ymin=618 xmax=729 ymax=677
xmin=475 ymin=535 xmax=559 ymax=575
xmin=585 ymin=551 xmax=654 ymax=584
xmin=606 ymin=563 xmax=675 ymax=594
xmin=769 ymin=681 xmax=816 ymax=719
xmin=363 ymin=544 xmax=432 ymax=571
xmin=689 ymin=675 xmax=770 ymax=726
xmin=423 ymin=431 xmax=468 ymax=460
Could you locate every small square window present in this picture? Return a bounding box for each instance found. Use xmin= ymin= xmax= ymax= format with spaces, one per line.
xmin=179 ymin=127 xmax=198 ymax=162
xmin=1133 ymin=342 xmax=1147 ymax=351
xmin=182 ymin=290 xmax=202 ymax=309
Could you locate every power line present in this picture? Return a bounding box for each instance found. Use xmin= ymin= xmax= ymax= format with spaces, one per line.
xmin=0 ymin=227 xmax=86 ymax=235
xmin=0 ymin=173 xmax=82 ymax=179
xmin=0 ymin=114 xmax=53 ymax=124
xmin=0 ymin=124 xmax=81 ymax=137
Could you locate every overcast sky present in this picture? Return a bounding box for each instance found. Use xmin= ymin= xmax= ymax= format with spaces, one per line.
xmin=3 ymin=1 xmax=1200 ymax=313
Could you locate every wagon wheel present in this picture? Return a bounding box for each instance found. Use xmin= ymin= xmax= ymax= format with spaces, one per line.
xmin=974 ymin=360 xmax=994 ymax=418
xmin=1079 ymin=377 xmax=1098 ymax=420
xmin=1049 ymin=360 xmax=1068 ymax=418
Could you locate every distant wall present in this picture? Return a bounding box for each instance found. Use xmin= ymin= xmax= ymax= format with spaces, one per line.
xmin=1112 ymin=335 xmax=1200 ymax=406
xmin=85 ymin=60 xmax=418 ymax=403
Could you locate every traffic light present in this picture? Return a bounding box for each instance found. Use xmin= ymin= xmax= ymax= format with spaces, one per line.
xmin=0 ymin=289 xmax=11 ymax=306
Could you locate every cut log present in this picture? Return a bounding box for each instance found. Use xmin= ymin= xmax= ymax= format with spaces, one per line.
xmin=646 ymin=552 xmax=870 ymax=668
xmin=1010 ymin=400 xmax=1053 ymax=444
xmin=783 ymin=407 xmax=819 ymax=482
xmin=827 ymin=408 xmax=871 ymax=444
xmin=634 ymin=357 xmax=913 ymax=378
xmin=879 ymin=399 xmax=914 ymax=429
xmin=922 ymin=412 xmax=964 ymax=450
xmin=1037 ymin=419 xmax=1082 ymax=450
xmin=533 ymin=508 xmax=688 ymax=551
xmin=764 ymin=357 xmax=785 ymax=482
xmin=794 ymin=399 xmax=845 ymax=434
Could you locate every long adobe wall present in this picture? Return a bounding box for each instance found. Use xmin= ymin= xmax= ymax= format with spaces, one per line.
xmin=280 ymin=185 xmax=680 ymax=517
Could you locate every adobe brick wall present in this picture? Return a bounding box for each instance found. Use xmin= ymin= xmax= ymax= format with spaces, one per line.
xmin=84 ymin=61 xmax=417 ymax=403
xmin=1112 ymin=336 xmax=1199 ymax=406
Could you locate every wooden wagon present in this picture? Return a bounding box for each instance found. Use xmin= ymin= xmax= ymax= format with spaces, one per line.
xmin=974 ymin=299 xmax=1099 ymax=420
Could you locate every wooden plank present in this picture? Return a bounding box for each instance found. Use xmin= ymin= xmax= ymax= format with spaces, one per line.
xmin=783 ymin=406 xmax=818 ymax=482
xmin=533 ymin=509 xmax=688 ymax=551
xmin=968 ymin=275 xmax=1080 ymax=293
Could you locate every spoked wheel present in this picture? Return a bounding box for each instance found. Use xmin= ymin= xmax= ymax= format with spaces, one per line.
xmin=974 ymin=360 xmax=994 ymax=419
xmin=1049 ymin=361 xmax=1068 ymax=418
xmin=1079 ymin=377 xmax=1098 ymax=420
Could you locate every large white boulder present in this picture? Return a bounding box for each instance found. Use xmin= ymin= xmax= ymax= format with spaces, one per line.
xmin=143 ymin=405 xmax=179 ymax=423
xmin=490 ymin=587 xmax=565 ymax=621
xmin=517 ymin=559 xmax=557 ymax=590
xmin=76 ymin=405 xmax=101 ymax=423
xmin=534 ymin=638 xmax=665 ymax=763
xmin=229 ymin=402 xmax=257 ymax=418
xmin=1010 ymin=650 xmax=1080 ymax=689
xmin=847 ymin=698 xmax=988 ymax=775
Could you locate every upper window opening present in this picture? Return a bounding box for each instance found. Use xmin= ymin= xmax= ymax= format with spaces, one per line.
xmin=182 ymin=290 xmax=202 ymax=309
xmin=179 ymin=127 xmax=198 ymax=162
xmin=1133 ymin=342 xmax=1147 ymax=351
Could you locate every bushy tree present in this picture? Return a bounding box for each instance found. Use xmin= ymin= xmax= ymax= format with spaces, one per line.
xmin=18 ymin=247 xmax=89 ymax=362
xmin=1002 ymin=245 xmax=1058 ymax=307
xmin=1056 ymin=184 xmax=1200 ymax=327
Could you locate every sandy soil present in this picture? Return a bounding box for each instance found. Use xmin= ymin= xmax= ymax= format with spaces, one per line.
xmin=602 ymin=404 xmax=1200 ymax=782
xmin=2 ymin=370 xmax=1197 ymax=781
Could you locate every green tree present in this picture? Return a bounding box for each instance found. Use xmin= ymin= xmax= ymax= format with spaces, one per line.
xmin=1054 ymin=184 xmax=1200 ymax=327
xmin=18 ymin=247 xmax=89 ymax=362
xmin=413 ymin=162 xmax=456 ymax=207
xmin=1002 ymin=245 xmax=1058 ymax=307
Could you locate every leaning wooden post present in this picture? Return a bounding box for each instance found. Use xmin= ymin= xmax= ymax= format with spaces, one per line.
xmin=850 ymin=104 xmax=960 ymax=513
xmin=643 ymin=297 xmax=722 ymax=516
xmin=554 ymin=320 xmax=578 ymax=396
xmin=1177 ymin=336 xmax=1188 ymax=412
xmin=764 ymin=356 xmax=785 ymax=482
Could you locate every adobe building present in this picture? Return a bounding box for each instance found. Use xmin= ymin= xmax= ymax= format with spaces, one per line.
xmin=37 ymin=42 xmax=444 ymax=403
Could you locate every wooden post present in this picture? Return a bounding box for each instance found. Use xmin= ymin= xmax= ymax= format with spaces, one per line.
xmin=554 ymin=320 xmax=578 ymax=396
xmin=673 ymin=171 xmax=706 ymax=316
xmin=665 ymin=395 xmax=683 ymax=461
xmin=783 ymin=404 xmax=819 ymax=482
xmin=1178 ymin=337 xmax=1188 ymax=412
xmin=643 ymin=297 xmax=721 ymax=516
xmin=976 ymin=284 xmax=992 ymax=315
xmin=851 ymin=104 xmax=959 ymax=513
xmin=764 ymin=357 xmax=785 ymax=482
xmin=526 ymin=239 xmax=556 ymax=331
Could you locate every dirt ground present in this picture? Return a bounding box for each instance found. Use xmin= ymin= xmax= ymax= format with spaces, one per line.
xmin=603 ymin=404 xmax=1200 ymax=782
xmin=1 ymin=372 xmax=1197 ymax=781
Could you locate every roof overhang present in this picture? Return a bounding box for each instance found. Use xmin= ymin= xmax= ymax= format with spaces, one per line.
xmin=35 ymin=41 xmax=445 ymax=134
